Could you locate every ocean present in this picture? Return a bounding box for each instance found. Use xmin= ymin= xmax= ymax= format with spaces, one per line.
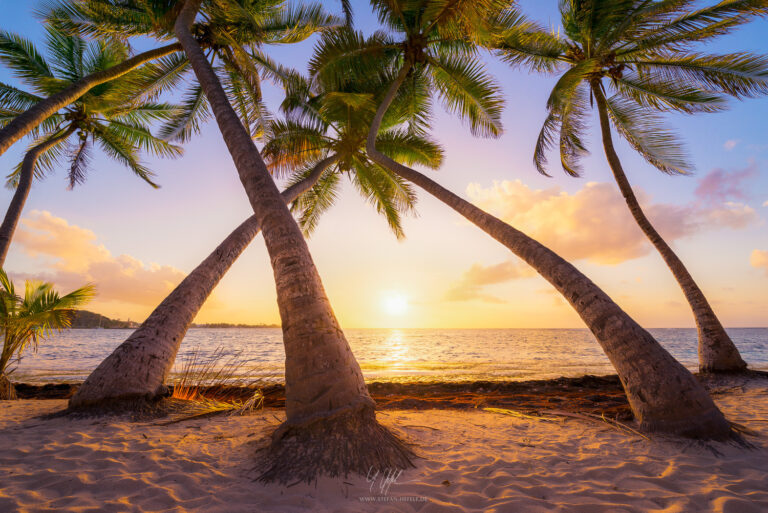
xmin=9 ymin=328 xmax=768 ymax=384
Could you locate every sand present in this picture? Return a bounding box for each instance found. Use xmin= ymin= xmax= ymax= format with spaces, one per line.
xmin=1 ymin=382 xmax=767 ymax=512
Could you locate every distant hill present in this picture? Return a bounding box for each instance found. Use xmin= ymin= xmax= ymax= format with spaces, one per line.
xmin=69 ymin=311 xmax=278 ymax=329
xmin=70 ymin=311 xmax=138 ymax=329
xmin=190 ymin=322 xmax=280 ymax=329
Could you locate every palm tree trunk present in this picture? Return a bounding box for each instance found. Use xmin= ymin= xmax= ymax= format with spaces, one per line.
xmin=367 ymin=65 xmax=731 ymax=439
xmin=0 ymin=128 xmax=75 ymax=267
xmin=68 ymin=155 xmax=338 ymax=409
xmin=0 ymin=374 xmax=17 ymax=400
xmin=174 ymin=0 xmax=411 ymax=482
xmin=0 ymin=43 xmax=181 ymax=157
xmin=591 ymin=85 xmax=746 ymax=374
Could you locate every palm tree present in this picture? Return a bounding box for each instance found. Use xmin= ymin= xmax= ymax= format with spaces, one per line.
xmin=0 ymin=0 xmax=339 ymax=157
xmin=495 ymin=0 xmax=768 ymax=373
xmin=64 ymin=0 xmax=412 ymax=481
xmin=0 ymin=28 xmax=183 ymax=267
xmin=42 ymin=0 xmax=340 ymax=144
xmin=70 ymin=72 xmax=438 ymax=410
xmin=176 ymin=0 xmax=414 ymax=482
xmin=310 ymin=2 xmax=732 ymax=438
xmin=0 ymin=269 xmax=94 ymax=399
xmin=0 ymin=1 xmax=183 ymax=156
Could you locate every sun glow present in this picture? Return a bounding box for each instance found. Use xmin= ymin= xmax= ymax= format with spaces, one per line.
xmin=381 ymin=291 xmax=409 ymax=316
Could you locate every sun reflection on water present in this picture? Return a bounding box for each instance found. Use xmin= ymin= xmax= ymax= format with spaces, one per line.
xmin=383 ymin=330 xmax=409 ymax=368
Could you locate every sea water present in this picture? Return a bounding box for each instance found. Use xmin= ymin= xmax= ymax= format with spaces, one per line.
xmin=10 ymin=328 xmax=768 ymax=384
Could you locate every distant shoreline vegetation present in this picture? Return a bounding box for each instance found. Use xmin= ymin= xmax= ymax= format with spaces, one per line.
xmin=189 ymin=322 xmax=280 ymax=329
xmin=71 ymin=311 xmax=278 ymax=329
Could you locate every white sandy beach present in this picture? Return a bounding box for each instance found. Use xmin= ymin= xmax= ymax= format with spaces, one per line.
xmin=1 ymin=382 xmax=767 ymax=513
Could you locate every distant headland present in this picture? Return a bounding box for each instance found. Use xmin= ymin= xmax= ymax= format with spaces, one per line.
xmin=70 ymin=311 xmax=278 ymax=329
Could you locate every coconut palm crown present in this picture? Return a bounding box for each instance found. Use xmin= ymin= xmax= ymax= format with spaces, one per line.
xmin=494 ymin=0 xmax=768 ymax=176
xmin=43 ymin=0 xmax=341 ymax=141
xmin=264 ymin=60 xmax=443 ymax=238
xmin=0 ymin=27 xmax=183 ymax=188
xmin=309 ymin=1 xmax=507 ymax=140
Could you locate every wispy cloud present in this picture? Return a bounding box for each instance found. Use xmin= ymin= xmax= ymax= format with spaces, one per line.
xmin=723 ymin=139 xmax=739 ymax=151
xmin=694 ymin=163 xmax=756 ymax=204
xmin=445 ymin=260 xmax=535 ymax=303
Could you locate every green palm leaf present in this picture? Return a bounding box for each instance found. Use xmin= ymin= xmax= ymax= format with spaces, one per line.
xmin=428 ymin=51 xmax=504 ymax=137
xmin=603 ymin=93 xmax=691 ymax=175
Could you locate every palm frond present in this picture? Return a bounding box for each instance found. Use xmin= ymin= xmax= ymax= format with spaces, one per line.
xmin=557 ymin=82 xmax=591 ymax=177
xmin=0 ymin=82 xmax=44 ymax=113
xmin=262 ymin=119 xmax=331 ymax=176
xmin=309 ymin=28 xmax=399 ymax=91
xmin=626 ymin=52 xmax=768 ymax=99
xmin=158 ymin=84 xmax=209 ymax=143
xmin=604 ymin=93 xmax=691 ymax=175
xmin=349 ymin=160 xmax=415 ymax=240
xmin=533 ymin=111 xmax=559 ymax=176
xmin=101 ymin=119 xmax=183 ymax=159
xmin=67 ymin=135 xmax=92 ymax=188
xmin=290 ymin=167 xmax=342 ymax=237
xmin=495 ymin=24 xmax=569 ymax=72
xmin=92 ymin=123 xmax=159 ymax=187
xmin=0 ymin=31 xmax=54 ymax=86
xmin=428 ymin=51 xmax=504 ymax=137
xmin=620 ymin=1 xmax=768 ymax=54
xmin=374 ymin=128 xmax=444 ymax=169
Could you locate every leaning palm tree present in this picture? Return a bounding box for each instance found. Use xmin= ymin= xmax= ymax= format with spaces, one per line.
xmin=312 ymin=2 xmax=732 ymax=438
xmin=0 ymin=28 xmax=183 ymax=267
xmin=70 ymin=72 xmax=438 ymax=411
xmin=178 ymin=0 xmax=414 ymax=482
xmin=0 ymin=269 xmax=94 ymax=399
xmin=495 ymin=0 xmax=768 ymax=372
xmin=66 ymin=0 xmax=413 ymax=482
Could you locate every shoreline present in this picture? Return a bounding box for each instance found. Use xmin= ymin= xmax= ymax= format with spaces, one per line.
xmin=13 ymin=372 xmax=768 ymax=421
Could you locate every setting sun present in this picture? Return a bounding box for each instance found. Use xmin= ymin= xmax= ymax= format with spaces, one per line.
xmin=381 ymin=291 xmax=409 ymax=316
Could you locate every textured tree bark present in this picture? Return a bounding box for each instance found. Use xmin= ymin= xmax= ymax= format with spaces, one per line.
xmin=174 ymin=1 xmax=411 ymax=482
xmin=0 ymin=43 xmax=181 ymax=157
xmin=367 ymin=65 xmax=731 ymax=439
xmin=69 ymin=155 xmax=338 ymax=409
xmin=0 ymin=374 xmax=17 ymax=400
xmin=592 ymin=85 xmax=747 ymax=374
xmin=0 ymin=128 xmax=75 ymax=267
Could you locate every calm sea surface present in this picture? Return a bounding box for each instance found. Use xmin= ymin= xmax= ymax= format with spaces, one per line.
xmin=10 ymin=328 xmax=768 ymax=384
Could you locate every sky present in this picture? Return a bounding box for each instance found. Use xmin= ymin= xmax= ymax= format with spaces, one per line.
xmin=1 ymin=1 xmax=766 ymax=329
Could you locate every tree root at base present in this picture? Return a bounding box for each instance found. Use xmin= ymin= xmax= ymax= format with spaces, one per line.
xmin=257 ymin=405 xmax=415 ymax=484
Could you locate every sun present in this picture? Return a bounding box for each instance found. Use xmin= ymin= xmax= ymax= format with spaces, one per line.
xmin=381 ymin=291 xmax=409 ymax=316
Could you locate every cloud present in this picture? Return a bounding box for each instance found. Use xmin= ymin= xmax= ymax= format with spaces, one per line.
xmin=12 ymin=211 xmax=187 ymax=310
xmin=466 ymin=174 xmax=759 ymax=266
xmin=751 ymin=250 xmax=768 ymax=276
xmin=467 ymin=180 xmax=694 ymax=264
xmin=763 ymin=200 xmax=768 ymax=207
xmin=694 ymin=164 xmax=756 ymax=204
xmin=445 ymin=259 xmax=535 ymax=303
xmin=723 ymin=139 xmax=739 ymax=151
xmin=705 ymin=202 xmax=757 ymax=230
